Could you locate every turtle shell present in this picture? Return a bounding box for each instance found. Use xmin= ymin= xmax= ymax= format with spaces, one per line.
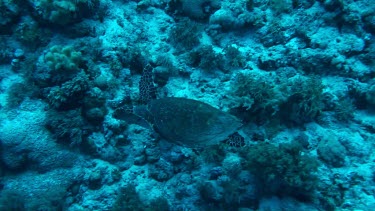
xmin=143 ymin=97 xmax=242 ymax=147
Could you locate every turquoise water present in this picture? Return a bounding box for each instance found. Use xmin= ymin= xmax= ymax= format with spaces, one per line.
xmin=0 ymin=0 xmax=374 ymax=210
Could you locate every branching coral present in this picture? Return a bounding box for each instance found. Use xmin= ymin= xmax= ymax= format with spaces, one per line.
xmin=29 ymin=0 xmax=98 ymax=25
xmin=169 ymin=18 xmax=201 ymax=50
xmin=45 ymin=109 xmax=85 ymax=146
xmin=228 ymin=71 xmax=280 ymax=123
xmin=47 ymin=71 xmax=90 ymax=109
xmin=242 ymin=141 xmax=319 ymax=200
xmin=194 ymin=45 xmax=224 ymax=72
xmin=168 ymin=0 xmax=221 ymax=20
xmin=112 ymin=184 xmax=170 ymax=211
xmin=280 ymin=75 xmax=324 ymax=125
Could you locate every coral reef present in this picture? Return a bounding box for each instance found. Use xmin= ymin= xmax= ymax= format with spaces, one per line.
xmin=0 ymin=0 xmax=374 ymax=210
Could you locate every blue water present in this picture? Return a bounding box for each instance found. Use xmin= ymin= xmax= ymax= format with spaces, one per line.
xmin=0 ymin=0 xmax=374 ymax=210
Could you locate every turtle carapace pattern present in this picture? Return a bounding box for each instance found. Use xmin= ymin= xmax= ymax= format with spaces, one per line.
xmin=137 ymin=97 xmax=243 ymax=147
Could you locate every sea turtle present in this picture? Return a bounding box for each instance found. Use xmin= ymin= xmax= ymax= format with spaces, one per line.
xmin=114 ymin=64 xmax=244 ymax=148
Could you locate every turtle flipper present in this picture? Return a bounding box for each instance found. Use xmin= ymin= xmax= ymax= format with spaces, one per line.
xmin=113 ymin=64 xmax=157 ymax=129
xmin=139 ymin=64 xmax=156 ymax=104
xmin=113 ymin=106 xmax=152 ymax=130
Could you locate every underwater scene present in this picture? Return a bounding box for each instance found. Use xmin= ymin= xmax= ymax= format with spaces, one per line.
xmin=0 ymin=0 xmax=374 ymax=210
